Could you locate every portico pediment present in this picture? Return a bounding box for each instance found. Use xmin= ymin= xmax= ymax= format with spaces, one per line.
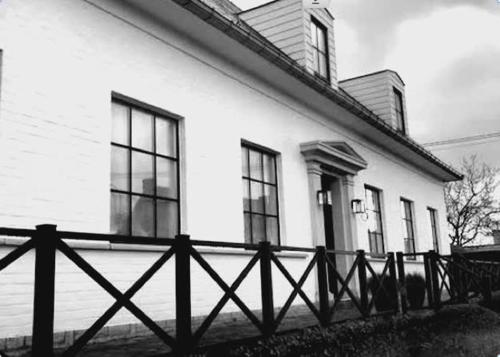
xmin=300 ymin=141 xmax=367 ymax=175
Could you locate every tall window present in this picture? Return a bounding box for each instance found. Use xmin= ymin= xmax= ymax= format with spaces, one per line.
xmin=310 ymin=17 xmax=329 ymax=81
xmin=241 ymin=144 xmax=280 ymax=245
xmin=394 ymin=88 xmax=405 ymax=134
xmin=110 ymin=96 xmax=179 ymax=238
xmin=428 ymin=208 xmax=439 ymax=253
xmin=401 ymin=199 xmax=416 ymax=259
xmin=365 ymin=186 xmax=385 ymax=254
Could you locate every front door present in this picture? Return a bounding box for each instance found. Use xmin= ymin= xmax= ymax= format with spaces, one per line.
xmin=321 ymin=175 xmax=338 ymax=295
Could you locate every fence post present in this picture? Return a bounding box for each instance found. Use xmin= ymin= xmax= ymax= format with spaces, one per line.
xmin=451 ymin=253 xmax=465 ymax=302
xmin=316 ymin=246 xmax=329 ymax=327
xmin=423 ymin=252 xmax=434 ymax=308
xmin=482 ymin=276 xmax=492 ymax=305
xmin=259 ymin=241 xmax=275 ymax=336
xmin=388 ymin=252 xmax=400 ymax=313
xmin=175 ymin=234 xmax=192 ymax=355
xmin=357 ymin=250 xmax=369 ymax=317
xmin=32 ymin=224 xmax=57 ymax=357
xmin=396 ymin=252 xmax=408 ymax=314
xmin=429 ymin=250 xmax=441 ymax=311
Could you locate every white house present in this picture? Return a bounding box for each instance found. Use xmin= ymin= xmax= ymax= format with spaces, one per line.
xmin=0 ymin=0 xmax=461 ymax=351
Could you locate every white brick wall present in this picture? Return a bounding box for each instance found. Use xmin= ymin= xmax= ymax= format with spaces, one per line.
xmin=0 ymin=0 xmax=449 ymax=338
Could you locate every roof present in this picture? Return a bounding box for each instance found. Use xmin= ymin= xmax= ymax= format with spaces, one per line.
xmin=340 ymin=69 xmax=406 ymax=86
xmin=174 ymin=0 xmax=462 ymax=181
xmin=237 ymin=0 xmax=335 ymax=20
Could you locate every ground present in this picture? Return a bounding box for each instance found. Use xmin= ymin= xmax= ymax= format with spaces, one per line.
xmin=5 ymin=299 xmax=500 ymax=356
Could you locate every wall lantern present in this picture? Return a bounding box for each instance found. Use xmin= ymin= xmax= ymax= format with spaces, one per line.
xmin=351 ymin=199 xmax=366 ymax=214
xmin=317 ymin=190 xmax=332 ymax=206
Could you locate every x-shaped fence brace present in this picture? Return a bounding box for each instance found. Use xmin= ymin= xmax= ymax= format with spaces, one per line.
xmin=271 ymin=252 xmax=321 ymax=327
xmin=365 ymin=257 xmax=396 ymax=314
xmin=189 ymin=247 xmax=263 ymax=345
xmin=58 ymin=239 xmax=177 ymax=356
xmin=438 ymin=256 xmax=484 ymax=303
xmin=325 ymin=254 xmax=363 ymax=318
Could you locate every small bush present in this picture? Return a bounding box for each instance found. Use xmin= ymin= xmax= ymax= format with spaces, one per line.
xmin=367 ymin=274 xmax=398 ymax=312
xmin=405 ymin=273 xmax=426 ymax=309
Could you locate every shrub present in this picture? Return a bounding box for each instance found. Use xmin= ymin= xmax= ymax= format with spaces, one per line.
xmin=367 ymin=274 xmax=398 ymax=312
xmin=405 ymin=273 xmax=426 ymax=309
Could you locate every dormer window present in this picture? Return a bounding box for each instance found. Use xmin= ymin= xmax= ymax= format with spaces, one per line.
xmin=393 ymin=88 xmax=405 ymax=134
xmin=310 ymin=17 xmax=329 ymax=82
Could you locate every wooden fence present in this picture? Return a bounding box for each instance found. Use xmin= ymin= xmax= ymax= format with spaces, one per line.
xmin=0 ymin=224 xmax=498 ymax=356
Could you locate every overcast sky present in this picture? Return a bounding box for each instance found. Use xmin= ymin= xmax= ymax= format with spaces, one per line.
xmin=232 ymin=0 xmax=500 ymax=169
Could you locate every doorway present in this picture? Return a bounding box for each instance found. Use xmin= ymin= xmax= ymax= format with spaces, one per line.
xmin=321 ymin=174 xmax=339 ymax=295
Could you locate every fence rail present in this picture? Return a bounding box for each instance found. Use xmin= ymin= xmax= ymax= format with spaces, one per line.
xmin=0 ymin=225 xmax=499 ymax=356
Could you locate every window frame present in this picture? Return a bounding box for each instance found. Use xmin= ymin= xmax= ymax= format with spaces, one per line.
xmin=428 ymin=207 xmax=440 ymax=253
xmin=241 ymin=140 xmax=281 ymax=245
xmin=393 ymin=88 xmax=406 ymax=134
xmin=400 ymin=198 xmax=416 ymax=260
xmin=364 ymin=185 xmax=386 ymax=255
xmin=110 ymin=92 xmax=182 ymax=239
xmin=310 ymin=16 xmax=330 ymax=83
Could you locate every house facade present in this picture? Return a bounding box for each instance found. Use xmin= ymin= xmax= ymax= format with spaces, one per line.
xmin=0 ymin=0 xmax=460 ymax=343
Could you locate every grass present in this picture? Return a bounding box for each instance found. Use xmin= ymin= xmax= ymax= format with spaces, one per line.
xmin=200 ymin=303 xmax=500 ymax=356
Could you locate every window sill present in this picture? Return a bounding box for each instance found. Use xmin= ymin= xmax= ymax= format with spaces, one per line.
xmin=0 ymin=237 xmax=309 ymax=259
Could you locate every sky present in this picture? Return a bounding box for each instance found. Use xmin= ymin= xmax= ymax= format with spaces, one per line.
xmin=232 ymin=0 xmax=500 ymax=170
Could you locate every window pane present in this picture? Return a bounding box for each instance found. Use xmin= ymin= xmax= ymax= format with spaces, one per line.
xmin=112 ymin=103 xmax=129 ymax=145
xmin=263 ymin=154 xmax=276 ymax=184
xmin=156 ymin=117 xmax=177 ymax=157
xmin=266 ymin=217 xmax=279 ymax=245
xmin=242 ymin=180 xmax=250 ymax=211
xmin=110 ymin=192 xmax=129 ymax=235
xmin=250 ymin=181 xmax=264 ymax=214
xmin=132 ymin=195 xmax=154 ymax=237
xmin=131 ymin=109 xmax=153 ymax=151
xmin=111 ymin=146 xmax=129 ymax=191
xmin=251 ymin=214 xmax=265 ymax=242
xmin=367 ymin=211 xmax=380 ymax=233
xmin=369 ymin=232 xmax=376 ymax=253
xmin=400 ymin=200 xmax=407 ymax=219
xmin=365 ymin=189 xmax=374 ymax=210
xmin=156 ymin=157 xmax=177 ymax=199
xmin=317 ymin=27 xmax=327 ymax=52
xmin=406 ymin=221 xmax=414 ymax=240
xmin=312 ymin=50 xmax=319 ymax=74
xmin=241 ymin=147 xmax=249 ymax=177
xmin=244 ymin=213 xmax=252 ymax=243
xmin=264 ymin=184 xmax=277 ymax=215
xmin=310 ymin=22 xmax=317 ymax=47
xmin=249 ymin=150 xmax=263 ymax=180
xmin=319 ymin=54 xmax=328 ymax=78
xmin=132 ymin=151 xmax=154 ymax=195
xmin=377 ymin=234 xmax=385 ymax=254
xmin=404 ymin=239 xmax=415 ymax=254
xmin=157 ymin=200 xmax=178 ymax=238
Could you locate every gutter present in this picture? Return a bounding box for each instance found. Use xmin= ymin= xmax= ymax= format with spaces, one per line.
xmin=171 ymin=0 xmax=463 ymax=181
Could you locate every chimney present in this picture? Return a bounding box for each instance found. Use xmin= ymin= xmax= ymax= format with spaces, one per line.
xmin=238 ymin=0 xmax=338 ymax=88
xmin=339 ymin=70 xmax=408 ymax=135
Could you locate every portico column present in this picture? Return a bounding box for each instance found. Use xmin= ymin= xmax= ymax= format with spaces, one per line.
xmin=340 ymin=174 xmax=361 ymax=296
xmin=340 ymin=174 xmax=358 ymax=252
xmin=306 ymin=162 xmax=325 ymax=247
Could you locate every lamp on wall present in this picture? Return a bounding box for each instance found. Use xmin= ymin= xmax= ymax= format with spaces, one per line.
xmin=317 ymin=190 xmax=332 ymax=206
xmin=351 ymin=199 xmax=366 ymax=214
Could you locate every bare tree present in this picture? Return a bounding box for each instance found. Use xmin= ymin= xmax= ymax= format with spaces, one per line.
xmin=445 ymin=155 xmax=500 ymax=246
